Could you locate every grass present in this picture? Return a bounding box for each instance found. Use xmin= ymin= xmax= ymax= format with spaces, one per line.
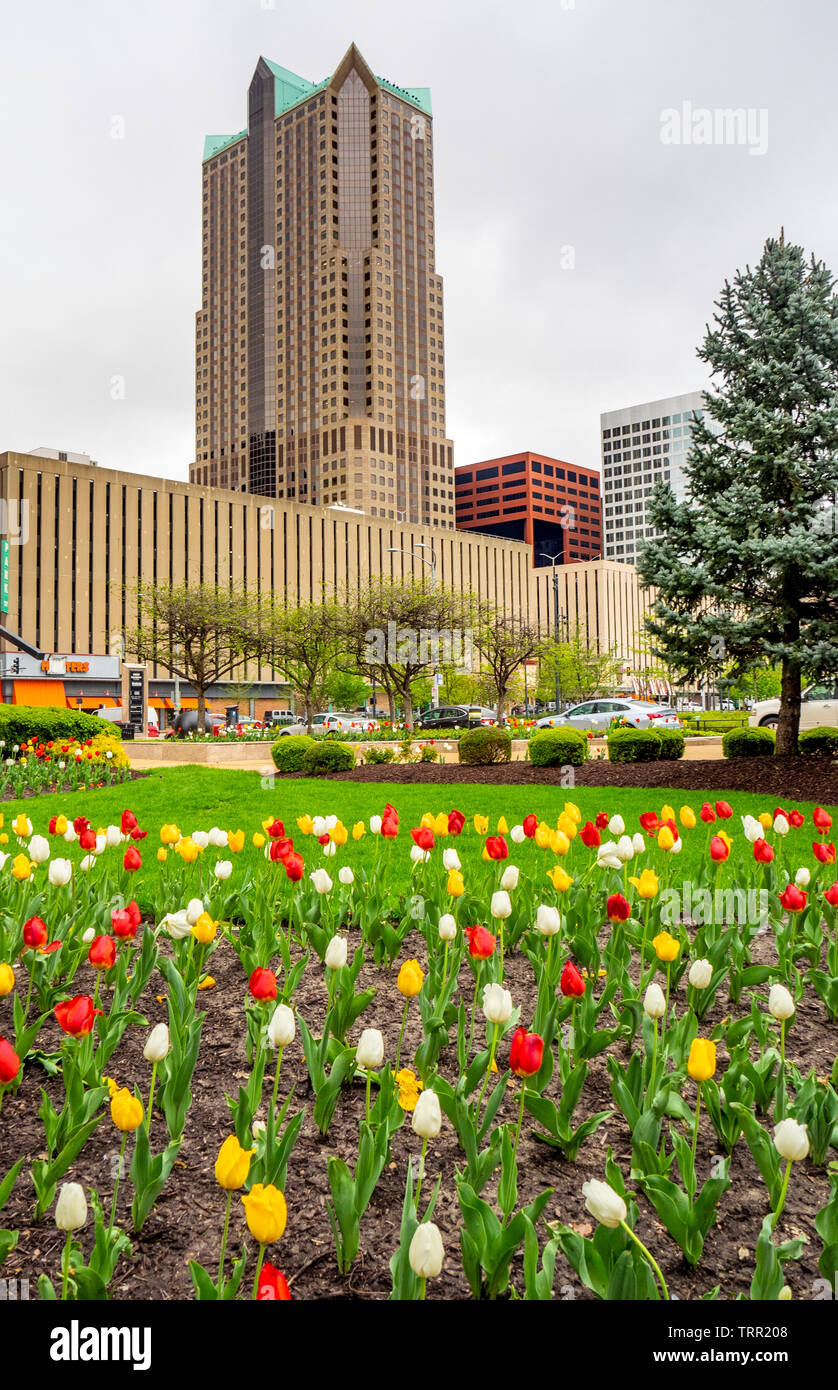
xmin=5 ymin=766 xmax=835 ymax=908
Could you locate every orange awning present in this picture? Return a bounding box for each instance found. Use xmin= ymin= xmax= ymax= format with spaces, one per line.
xmin=66 ymin=696 xmax=115 ymax=711
xmin=13 ymin=680 xmax=66 ymax=707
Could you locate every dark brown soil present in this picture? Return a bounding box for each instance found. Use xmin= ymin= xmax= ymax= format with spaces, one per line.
xmin=320 ymin=755 xmax=838 ymax=803
xmin=1 ymin=908 xmax=834 ymax=1302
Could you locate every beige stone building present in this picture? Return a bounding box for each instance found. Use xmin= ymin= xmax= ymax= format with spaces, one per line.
xmin=189 ymin=45 xmax=456 ymax=530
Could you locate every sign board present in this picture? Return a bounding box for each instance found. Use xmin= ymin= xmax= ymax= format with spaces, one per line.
xmin=0 ymin=541 xmax=8 ymax=614
xmin=121 ymin=664 xmax=147 ymax=732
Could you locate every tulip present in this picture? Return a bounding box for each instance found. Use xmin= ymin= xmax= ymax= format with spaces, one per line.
xmin=644 ymin=983 xmax=666 ymax=1018
xmin=500 ymin=865 xmax=519 ymax=892
xmin=582 ymin=1178 xmax=668 ymax=1299
xmin=446 ymin=869 xmax=465 ymax=897
xmin=0 ymin=1035 xmax=20 ymax=1084
xmin=687 ymin=1038 xmax=716 ymax=1083
xmin=769 ymin=984 xmax=795 ymax=1021
xmin=438 ymin=913 xmax=456 ymax=941
xmin=773 ymin=815 xmax=790 ymax=837
xmin=560 ymin=960 xmax=586 ymax=998
xmin=632 ymin=832 xmax=646 ymax=855
xmin=688 ymin=958 xmax=713 ymax=990
xmin=653 ymin=931 xmax=680 ymax=963
xmin=242 ymin=1183 xmax=287 ymax=1245
xmin=814 ymin=806 xmax=833 ymax=832
xmin=597 ymin=843 xmax=622 ymax=870
xmin=185 ymin=898 xmax=205 ymax=925
xmin=709 ymin=835 xmax=729 ymax=862
xmin=123 ymin=847 xmax=142 ymax=872
xmin=409 ymin=1221 xmax=444 ymax=1284
xmin=0 ymin=963 xmax=13 ymax=997
xmin=629 ymin=868 xmax=659 ymax=900
xmin=657 ymin=826 xmax=676 ymax=851
xmin=490 ymin=890 xmax=512 ymax=921
xmin=23 ymin=915 xmax=49 ymax=950
xmin=825 ymin=882 xmax=838 ymax=908
xmin=482 ymin=982 xmax=513 ymax=1024
xmin=510 ymin=824 xmax=526 ymax=844
xmin=606 ymin=893 xmax=630 ymax=923
xmin=48 ymin=858 xmax=73 ymax=886
xmin=410 ymin=845 xmax=429 ymax=864
xmin=55 ymin=1182 xmax=87 ymax=1232
xmin=547 ymin=865 xmax=573 ymax=892
xmin=509 ymin=1026 xmax=543 ymax=1078
xmin=715 ymin=801 xmax=733 ymax=820
xmin=773 ymin=1119 xmax=810 ymax=1223
xmin=753 ymin=838 xmax=774 ymax=864
xmin=215 ymin=1134 xmax=255 ymax=1192
xmin=397 ymin=959 xmax=424 ymax=997
xmin=88 ymin=935 xmax=116 ymax=971
xmin=162 ymin=910 xmax=192 ymax=940
xmin=257 ymin=1263 xmax=292 ymax=1300
xmin=356 ymin=1028 xmax=384 ymax=1070
xmin=110 ymin=1087 xmax=144 ymax=1133
xmin=338 ymin=866 xmax=354 ymax=886
xmin=82 ymin=928 xmax=95 ymax=945
xmin=700 ymin=803 xmax=716 ymax=823
xmin=464 ymin=925 xmax=495 ymax=959
xmin=213 ymin=860 xmax=233 ymax=880
xmin=55 ymin=995 xmax=99 ymax=1037
xmin=608 ymin=814 xmax=625 ymax=836
xmin=813 ymin=842 xmax=836 ymax=865
xmin=779 ymin=884 xmax=807 ymax=913
xmin=535 ymin=904 xmax=560 ymax=936
xmin=268 ymin=1004 xmax=296 ymax=1049
xmin=788 ymin=810 xmax=805 ymax=829
xmin=369 ymin=815 xmax=383 ymax=835
xmin=249 ymin=967 xmax=278 ymax=1001
xmin=522 ymin=813 xmax=538 ymax=838
xmin=285 ymin=852 xmax=305 ymax=881
xmin=485 ymin=835 xmax=508 ymax=861
xmin=679 ymin=806 xmax=696 ymax=829
xmin=324 ymin=936 xmax=347 ymax=971
xmin=411 ymin=1088 xmax=442 ymax=1139
xmin=143 ymin=1023 xmax=170 ymax=1063
xmin=579 ymin=821 xmax=601 ymax=848
xmin=741 ymin=814 xmax=763 ymax=843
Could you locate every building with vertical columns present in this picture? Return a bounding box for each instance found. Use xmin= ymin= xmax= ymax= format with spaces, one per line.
xmin=190 ymin=46 xmax=456 ymax=528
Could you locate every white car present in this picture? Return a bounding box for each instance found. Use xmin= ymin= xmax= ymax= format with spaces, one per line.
xmin=749 ymin=681 xmax=838 ymax=730
xmin=278 ymin=712 xmax=380 ymax=736
xmin=536 ymin=698 xmax=683 ymax=732
xmin=95 ymin=704 xmax=159 ymax=735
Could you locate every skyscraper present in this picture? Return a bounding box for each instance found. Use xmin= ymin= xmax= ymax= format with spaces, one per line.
xmin=190 ymin=45 xmax=456 ymax=528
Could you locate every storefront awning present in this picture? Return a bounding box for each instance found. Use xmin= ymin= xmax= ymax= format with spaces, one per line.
xmin=13 ymin=680 xmax=66 ymax=707
xmin=66 ymin=696 xmax=117 ymax=711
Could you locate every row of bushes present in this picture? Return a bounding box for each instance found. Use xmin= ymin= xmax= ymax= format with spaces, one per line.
xmin=722 ymin=725 xmax=838 ymax=758
xmin=0 ymin=704 xmax=116 ymax=748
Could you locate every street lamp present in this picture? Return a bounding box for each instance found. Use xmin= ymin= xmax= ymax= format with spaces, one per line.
xmin=539 ymin=552 xmax=567 ymax=714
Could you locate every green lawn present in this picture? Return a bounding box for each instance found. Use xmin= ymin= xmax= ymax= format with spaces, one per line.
xmin=5 ymin=766 xmax=835 ymax=907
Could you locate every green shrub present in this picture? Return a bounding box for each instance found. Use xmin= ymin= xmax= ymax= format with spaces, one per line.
xmin=528 ymin=728 xmax=588 ymax=767
xmin=301 ymin=740 xmax=356 ymax=774
xmin=0 ymin=704 xmax=115 ymax=749
xmin=419 ymin=745 xmax=440 ymax=763
xmin=798 ymin=726 xmax=838 ymax=758
xmin=271 ymin=734 xmax=315 ymax=772
xmin=458 ymin=727 xmax=512 ymax=765
xmin=362 ymin=746 xmax=396 ymax=765
xmin=722 ymin=726 xmax=776 ymax=758
xmin=656 ymin=728 xmax=686 ymax=761
xmin=607 ymin=729 xmax=662 ymax=763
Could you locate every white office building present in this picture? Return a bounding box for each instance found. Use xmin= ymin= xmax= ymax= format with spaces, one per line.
xmin=600 ymin=390 xmax=708 ymax=564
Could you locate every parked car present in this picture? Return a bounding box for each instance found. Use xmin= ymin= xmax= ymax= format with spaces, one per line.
xmin=535 ymin=699 xmax=683 ymax=732
xmin=264 ymin=710 xmax=296 ymax=726
xmin=414 ymin=705 xmax=473 ymax=731
xmin=749 ymin=680 xmax=838 ymax=730
xmin=277 ymin=712 xmax=379 ymax=736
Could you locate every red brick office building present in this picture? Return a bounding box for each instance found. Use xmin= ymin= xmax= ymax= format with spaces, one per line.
xmin=454 ymin=452 xmax=602 ymax=565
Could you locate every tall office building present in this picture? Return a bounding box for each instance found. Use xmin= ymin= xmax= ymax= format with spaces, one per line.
xmin=190 ymin=45 xmax=456 ymax=527
xmin=600 ymin=390 xmax=708 ymax=564
xmin=454 ymin=452 xmax=602 ymax=564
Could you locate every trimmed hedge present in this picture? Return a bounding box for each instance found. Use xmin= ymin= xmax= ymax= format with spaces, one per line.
xmin=271 ymin=734 xmax=315 ymax=773
xmin=301 ymin=740 xmax=356 ymax=774
xmin=0 ymin=704 xmax=115 ymax=748
xmin=607 ymin=729 xmax=662 ymax=763
xmin=528 ymin=728 xmax=588 ymax=768
xmin=723 ymin=726 xmax=776 ymax=758
xmin=798 ymin=725 xmax=838 ymax=758
xmin=656 ymin=728 xmax=686 ymax=761
xmin=458 ymin=727 xmax=512 ymax=765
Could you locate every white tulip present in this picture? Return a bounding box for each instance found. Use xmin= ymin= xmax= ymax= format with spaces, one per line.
xmin=252 ymin=1119 xmax=266 ymax=1138
xmin=213 ymin=860 xmax=233 ymax=880
xmin=355 ymin=1028 xmax=384 ymax=1069
xmin=482 ymin=982 xmax=512 ymax=1024
xmin=191 ymin=831 xmax=210 ymax=850
xmin=63 ymin=825 xmax=78 ymax=843
xmin=79 ymin=855 xmax=96 ymax=872
xmin=795 ymin=867 xmax=811 ymax=889
xmin=632 ymin=832 xmax=646 ymax=855
xmin=143 ymin=1023 xmax=170 ymax=1062
xmin=208 ymin=827 xmax=229 ymax=847
xmin=410 ymin=845 xmax=430 ymax=864
xmin=438 ymin=913 xmax=457 ymax=942
xmin=185 ymin=898 xmax=205 ymax=925
xmin=597 ymin=841 xmax=622 ymax=870
xmin=268 ymin=1004 xmax=296 ymax=1049
xmin=312 ymin=816 xmax=328 ymax=837
xmin=500 ymin=864 xmax=519 ymax=891
xmin=741 ymin=815 xmax=763 ymax=843
xmin=48 ymin=858 xmax=73 ymax=887
xmin=442 ymin=848 xmax=461 ymax=871
xmin=773 ymin=1118 xmax=809 ymax=1162
xmin=162 ymin=910 xmax=193 ymax=940
xmin=325 ymin=815 xmax=337 ymax=831
xmin=535 ymin=904 xmax=560 ymax=937
xmin=55 ymin=1182 xmax=88 ymax=1232
xmin=688 ymin=958 xmax=713 ymax=990
xmin=608 ymin=814 xmax=625 ymax=836
xmin=411 ymin=1089 xmax=442 ymax=1139
xmin=338 ymin=866 xmax=354 ymax=886
xmin=582 ymin=1179 xmax=627 ymax=1229
xmin=310 ymin=869 xmax=333 ymax=894
xmin=409 ymin=1221 xmax=444 ymax=1279
xmin=82 ymin=927 xmax=96 ymax=945
xmin=615 ymin=835 xmax=634 ymax=863
xmin=105 ymin=826 xmax=122 ymax=848
xmin=510 ymin=825 xmax=526 ymax=844
xmin=322 ymin=840 xmax=337 ymax=858
xmin=325 ymin=935 xmax=347 ymax=970
xmin=94 ymin=834 xmax=107 ymax=855
xmin=670 ymin=837 xmax=682 ymax=855
xmin=369 ymin=816 xmax=383 ymax=835
xmin=773 ymin=815 xmax=790 ymax=837
xmin=644 ymin=983 xmax=666 ymax=1018
xmin=768 ymin=984 xmax=795 ymax=1021
xmin=490 ymin=890 xmax=512 ymax=920
xmin=28 ymin=835 xmax=50 ymax=864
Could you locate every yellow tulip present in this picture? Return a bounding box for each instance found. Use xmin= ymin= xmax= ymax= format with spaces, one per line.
xmin=352 ymin=821 xmax=366 ymax=841
xmin=433 ymin=812 xmax=449 ymax=837
xmin=228 ymin=829 xmax=245 ymax=853
xmin=198 ymin=975 xmax=216 ymax=991
xmin=679 ymin=806 xmax=696 ymax=830
xmin=397 ymin=959 xmax=424 ymax=997
xmin=687 ymin=1038 xmax=717 ymax=1083
xmin=160 ymin=823 xmax=181 ymax=845
xmin=758 ymin=812 xmax=773 ymax=831
xmin=657 ymin=826 xmax=675 ymax=851
xmin=652 ymin=931 xmax=680 ymax=963
xmin=420 ymin=812 xmax=435 ymax=829
xmin=563 ymin=801 xmax=582 ymax=825
xmin=157 ymin=848 xmax=168 ymax=863
xmin=54 ymin=814 xmax=68 ymax=836
xmin=177 ymin=837 xmax=200 ymax=864
xmin=0 ymin=834 xmax=8 ymax=846
xmin=192 ymin=912 xmax=217 ymax=944
xmin=660 ymin=804 xmax=676 ymax=825
xmin=12 ymin=814 xmax=30 ymax=838
xmin=215 ymin=1134 xmax=255 ymax=1190
xmin=11 ymin=854 xmax=31 ymax=881
xmin=0 ymin=962 xmax=14 ymax=996
xmin=473 ymin=815 xmax=489 ymax=835
xmin=557 ymin=814 xmax=577 ymax=841
xmin=629 ymin=869 xmax=659 ymax=900
xmin=547 ymin=865 xmax=573 ymax=892
xmin=447 ymin=869 xmax=464 ymax=897
xmin=110 ymin=1088 xmax=144 ymax=1132
xmin=393 ymin=1067 xmax=424 ymax=1111
xmin=497 ymin=816 xmax=509 ymax=835
xmin=552 ymin=830 xmax=571 ymax=856
xmin=241 ymin=1183 xmax=287 ymax=1244
xmin=296 ymin=815 xmax=314 ymax=836
xmin=535 ymin=823 xmax=552 ymax=850
xmin=253 ymin=833 xmax=266 ymax=849
xmin=330 ymin=822 xmax=348 ymax=846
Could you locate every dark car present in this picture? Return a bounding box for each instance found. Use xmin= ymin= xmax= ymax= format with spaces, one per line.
xmin=168 ymin=709 xmax=226 ymax=737
xmin=414 ymin=705 xmax=476 ymax=730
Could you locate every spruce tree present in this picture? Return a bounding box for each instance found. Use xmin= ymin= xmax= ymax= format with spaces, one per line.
xmin=638 ymin=233 xmax=838 ymax=755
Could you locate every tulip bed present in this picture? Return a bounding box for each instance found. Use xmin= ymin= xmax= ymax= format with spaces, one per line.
xmin=1 ymin=770 xmax=838 ymax=1302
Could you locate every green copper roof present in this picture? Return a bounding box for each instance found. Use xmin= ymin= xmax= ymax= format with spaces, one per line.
xmin=203 ymin=52 xmax=432 ymax=161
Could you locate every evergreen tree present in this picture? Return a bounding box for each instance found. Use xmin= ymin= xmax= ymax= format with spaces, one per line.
xmin=638 ymin=233 xmax=838 ymax=754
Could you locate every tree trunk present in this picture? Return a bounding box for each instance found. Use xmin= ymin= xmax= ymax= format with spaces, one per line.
xmin=402 ymin=685 xmax=413 ymax=730
xmin=305 ymin=693 xmax=314 ymax=737
xmin=495 ymin=686 xmax=506 ymax=727
xmin=776 ymin=654 xmax=801 ymax=757
xmin=197 ymin=692 xmax=206 ymax=735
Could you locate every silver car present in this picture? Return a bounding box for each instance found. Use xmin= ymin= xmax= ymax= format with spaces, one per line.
xmin=536 ymin=698 xmax=683 ymax=732
xmin=278 ymin=712 xmax=380 ymax=736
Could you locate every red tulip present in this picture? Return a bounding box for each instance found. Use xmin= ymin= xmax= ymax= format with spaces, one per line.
xmin=700 ymin=804 xmax=716 ymax=824
xmin=123 ymin=847 xmax=142 ymax=872
xmin=381 ymin=816 xmax=399 ymax=839
xmin=510 ymin=1026 xmax=544 ymax=1078
xmin=55 ymin=995 xmax=100 ymax=1037
xmin=813 ymin=841 xmax=836 ymax=864
xmin=779 ymin=884 xmax=807 ymax=914
xmin=0 ymin=1036 xmax=20 ymax=1084
xmin=411 ymin=827 xmax=435 ymax=852
xmin=773 ymin=807 xmax=789 ymax=825
xmin=522 ymin=814 xmax=538 ymax=839
xmin=270 ymin=837 xmax=294 ymax=861
xmin=284 ymin=852 xmax=305 ymax=882
xmin=709 ymin=835 xmax=729 ymax=862
xmin=560 ymin=961 xmax=586 ymax=998
xmin=485 ymin=835 xmax=508 ymax=860
xmin=120 ymin=809 xmax=138 ymax=833
xmin=814 ymin=807 xmax=833 ymax=833
xmin=787 ymin=809 xmax=804 ymax=829
xmin=88 ymin=935 xmax=116 ymax=971
xmin=111 ymin=908 xmax=136 ymax=939
xmin=249 ymin=968 xmax=278 ymax=1001
xmin=606 ymin=893 xmax=630 ymax=923
xmin=257 ymin=1262 xmax=292 ymax=1300
xmin=595 ymin=812 xmax=610 ymax=830
xmin=715 ymin=801 xmax=733 ymax=819
xmin=22 ymin=916 xmax=49 ymax=950
xmin=579 ymin=821 xmax=601 ymax=848
xmin=464 ymin=925 xmax=496 ymax=959
xmin=753 ymin=838 xmax=774 ymax=864
xmin=824 ymin=882 xmax=838 ymax=907
xmin=79 ymin=829 xmax=97 ymax=851
xmin=448 ymin=809 xmax=466 ymax=836
xmin=267 ymin=818 xmax=285 ymax=838
xmin=639 ymin=812 xmax=660 ymax=836
xmin=129 ymin=828 xmax=148 ymax=841
xmin=127 ymin=900 xmax=141 ymax=927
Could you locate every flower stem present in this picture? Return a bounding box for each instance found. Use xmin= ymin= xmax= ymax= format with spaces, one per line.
xmin=774 ymin=1158 xmax=793 ymax=1224
xmin=108 ymin=1131 xmax=128 ymax=1234
xmin=395 ymin=998 xmax=410 ymax=1072
xmin=619 ymin=1219 xmax=669 ymax=1300
xmin=365 ymin=1069 xmax=372 ymax=1124
xmin=476 ymin=1023 xmax=498 ymax=1118
xmin=270 ymin=1046 xmax=285 ymax=1115
xmin=648 ymin=1018 xmax=658 ymax=1102
xmin=60 ymin=1229 xmax=73 ymax=1301
xmin=690 ymin=1082 xmax=702 ymax=1169
xmin=251 ymin=1242 xmax=267 ymax=1300
xmin=414 ymin=1136 xmax=428 ymax=1209
xmin=146 ymin=1060 xmax=158 ymax=1145
xmin=217 ymin=1190 xmax=232 ymax=1289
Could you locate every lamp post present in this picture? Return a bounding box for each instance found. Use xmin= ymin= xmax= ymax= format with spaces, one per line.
xmin=539 ymin=552 xmax=567 ymax=715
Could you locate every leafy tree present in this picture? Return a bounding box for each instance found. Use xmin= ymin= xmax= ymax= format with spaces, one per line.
xmin=257 ymin=600 xmax=352 ymax=735
xmin=324 ymin=670 xmax=370 ymax=712
xmin=473 ymin=608 xmax=543 ymax=724
xmin=639 ymin=233 xmax=838 ymax=755
xmin=537 ymin=625 xmax=621 ymax=705
xmin=123 ymin=583 xmax=259 ymax=733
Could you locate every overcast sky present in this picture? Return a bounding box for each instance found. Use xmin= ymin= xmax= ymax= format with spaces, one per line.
xmin=2 ymin=0 xmax=836 ymax=482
